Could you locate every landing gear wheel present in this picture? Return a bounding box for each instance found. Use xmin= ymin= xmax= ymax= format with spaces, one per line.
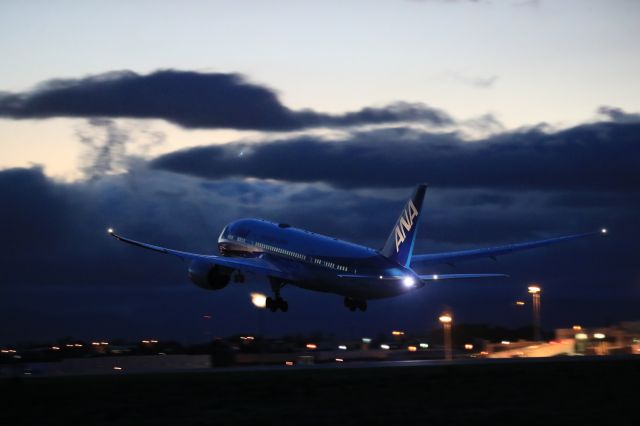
xmin=344 ymin=297 xmax=366 ymax=312
xmin=266 ymin=297 xmax=277 ymax=312
xmin=266 ymin=295 xmax=289 ymax=312
xmin=267 ymin=279 xmax=289 ymax=312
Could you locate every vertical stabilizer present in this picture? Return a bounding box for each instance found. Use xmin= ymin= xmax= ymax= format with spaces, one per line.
xmin=380 ymin=184 xmax=427 ymax=267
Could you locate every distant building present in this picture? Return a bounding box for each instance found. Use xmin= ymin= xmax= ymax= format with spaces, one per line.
xmin=556 ymin=321 xmax=640 ymax=356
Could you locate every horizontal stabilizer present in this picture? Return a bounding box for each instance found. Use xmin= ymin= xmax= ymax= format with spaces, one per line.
xmin=419 ymin=273 xmax=509 ymax=281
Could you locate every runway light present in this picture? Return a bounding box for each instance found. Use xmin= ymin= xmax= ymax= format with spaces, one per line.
xmin=51 ymin=346 xmax=60 ymax=351
xmin=250 ymin=292 xmax=267 ymax=308
xmin=285 ymin=361 xmax=294 ymax=366
xmin=464 ymin=344 xmax=474 ymax=350
xmin=515 ymin=300 xmax=525 ymax=306
xmin=501 ymin=341 xmax=511 ymax=345
xmin=306 ymin=343 xmax=317 ymax=350
xmin=380 ymin=344 xmax=390 ymax=350
xmin=392 ymin=330 xmax=405 ymax=336
xmin=113 ymin=366 xmax=122 ymax=371
xmin=338 ymin=345 xmax=347 ymax=350
xmin=594 ymin=333 xmax=606 ymax=339
xmin=575 ymin=333 xmax=588 ymax=340
xmin=528 ymin=285 xmax=541 ymax=294
xmin=419 ymin=343 xmax=429 ymax=349
xmin=362 ymin=338 xmax=371 ymax=343
xmin=335 ymin=358 xmax=344 ymax=362
xmin=407 ymin=346 xmax=417 ymax=352
xmin=403 ymin=276 xmax=416 ymax=287
xmin=572 ymin=325 xmax=582 ymax=331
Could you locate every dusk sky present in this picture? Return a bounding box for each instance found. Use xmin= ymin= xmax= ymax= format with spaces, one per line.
xmin=1 ymin=0 xmax=639 ymax=345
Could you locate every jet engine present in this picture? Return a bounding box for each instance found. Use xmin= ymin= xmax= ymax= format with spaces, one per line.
xmin=188 ymin=261 xmax=232 ymax=290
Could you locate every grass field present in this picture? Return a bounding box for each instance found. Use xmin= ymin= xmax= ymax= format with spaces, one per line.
xmin=2 ymin=357 xmax=638 ymax=425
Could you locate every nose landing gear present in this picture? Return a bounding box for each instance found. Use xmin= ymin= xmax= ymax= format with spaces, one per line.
xmin=267 ymin=279 xmax=288 ymax=312
xmin=344 ymin=297 xmax=367 ymax=312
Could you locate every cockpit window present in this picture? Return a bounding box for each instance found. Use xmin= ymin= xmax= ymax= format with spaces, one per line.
xmin=218 ymin=226 xmax=229 ymax=240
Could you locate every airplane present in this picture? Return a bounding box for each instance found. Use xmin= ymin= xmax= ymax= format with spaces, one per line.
xmin=108 ymin=184 xmax=606 ymax=312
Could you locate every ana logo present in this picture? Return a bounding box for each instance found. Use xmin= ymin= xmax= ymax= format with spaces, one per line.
xmin=394 ymin=199 xmax=419 ymax=253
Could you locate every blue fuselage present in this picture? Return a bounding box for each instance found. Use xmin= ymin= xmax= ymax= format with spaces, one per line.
xmin=217 ymin=218 xmax=422 ymax=299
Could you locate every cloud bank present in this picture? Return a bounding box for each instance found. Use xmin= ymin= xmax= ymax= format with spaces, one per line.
xmin=151 ymin=121 xmax=640 ymax=191
xmin=0 ymin=70 xmax=453 ymax=131
xmin=2 ymin=68 xmax=638 ymax=344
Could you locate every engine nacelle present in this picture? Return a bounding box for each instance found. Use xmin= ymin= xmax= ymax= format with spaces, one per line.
xmin=188 ymin=261 xmax=232 ymax=290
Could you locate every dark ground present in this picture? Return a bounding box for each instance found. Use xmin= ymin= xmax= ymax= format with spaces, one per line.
xmin=1 ymin=357 xmax=638 ymax=426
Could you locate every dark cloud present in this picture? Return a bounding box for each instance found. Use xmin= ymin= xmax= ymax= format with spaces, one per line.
xmin=598 ymin=106 xmax=640 ymax=124
xmin=1 ymin=162 xmax=638 ymax=344
xmin=75 ymin=118 xmax=129 ymax=179
xmin=152 ymin=120 xmax=640 ymax=191
xmin=2 ymin=105 xmax=639 ymax=344
xmin=0 ymin=70 xmax=453 ymax=130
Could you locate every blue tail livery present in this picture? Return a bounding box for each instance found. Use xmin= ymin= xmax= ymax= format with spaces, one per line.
xmin=380 ymin=183 xmax=427 ymax=267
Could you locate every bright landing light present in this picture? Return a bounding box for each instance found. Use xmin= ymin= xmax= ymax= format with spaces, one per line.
xmin=601 ymin=228 xmax=608 ymax=234
xmin=250 ymin=293 xmax=267 ymax=308
xmin=403 ymin=276 xmax=416 ymax=287
xmin=107 ymin=228 xmax=114 ymax=234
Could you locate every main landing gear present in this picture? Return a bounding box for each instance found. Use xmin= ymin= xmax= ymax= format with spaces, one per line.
xmin=344 ymin=297 xmax=367 ymax=312
xmin=266 ymin=279 xmax=288 ymax=312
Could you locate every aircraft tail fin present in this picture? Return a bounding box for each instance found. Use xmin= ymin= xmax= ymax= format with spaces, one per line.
xmin=380 ymin=184 xmax=427 ymax=267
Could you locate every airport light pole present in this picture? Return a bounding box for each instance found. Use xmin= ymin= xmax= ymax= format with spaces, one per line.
xmin=528 ymin=284 xmax=542 ymax=341
xmin=439 ymin=313 xmax=453 ymax=361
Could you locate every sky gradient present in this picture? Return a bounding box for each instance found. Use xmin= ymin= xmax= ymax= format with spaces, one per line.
xmin=1 ymin=0 xmax=639 ymax=344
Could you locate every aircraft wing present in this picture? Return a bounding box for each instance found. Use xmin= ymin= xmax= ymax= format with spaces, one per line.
xmin=108 ymin=229 xmax=293 ymax=281
xmin=410 ymin=230 xmax=606 ymax=269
